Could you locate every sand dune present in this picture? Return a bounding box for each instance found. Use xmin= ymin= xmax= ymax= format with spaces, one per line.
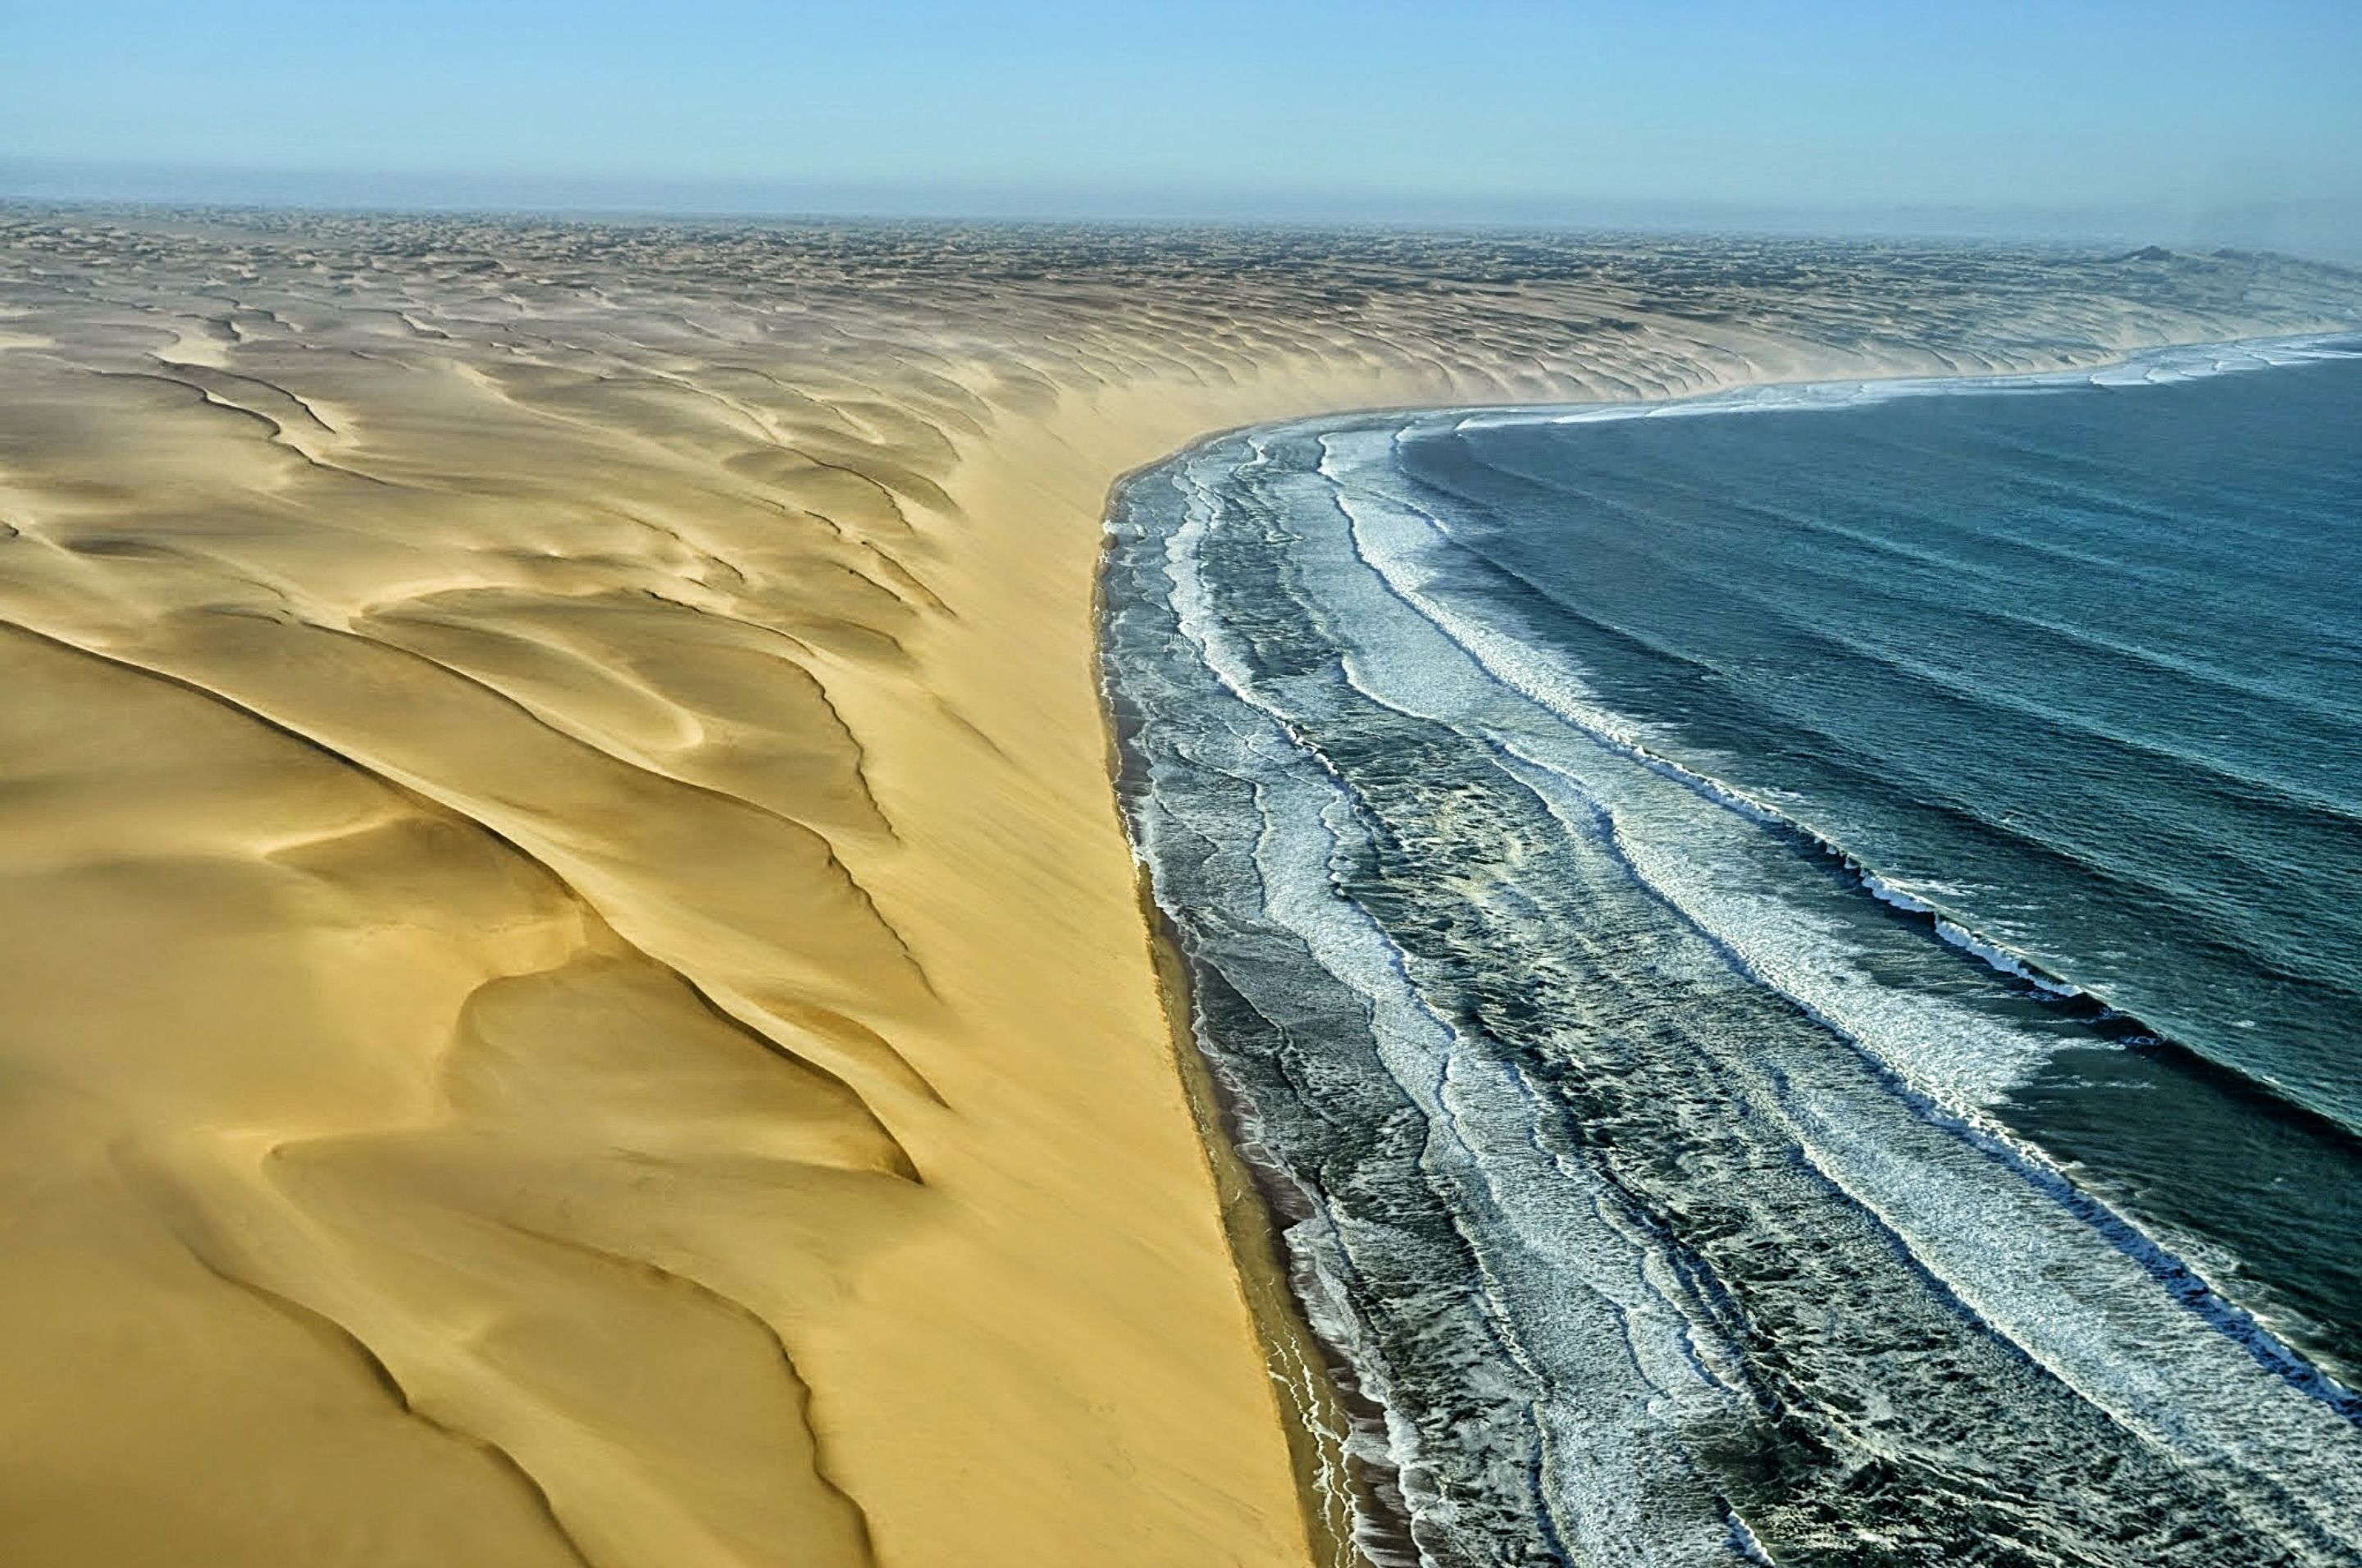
xmin=0 ymin=209 xmax=2353 ymax=1566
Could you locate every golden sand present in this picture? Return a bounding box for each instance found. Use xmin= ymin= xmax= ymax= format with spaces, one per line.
xmin=0 ymin=212 xmax=2351 ymax=1566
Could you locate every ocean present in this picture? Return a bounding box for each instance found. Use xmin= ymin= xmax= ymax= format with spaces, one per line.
xmin=1098 ymin=336 xmax=2362 ymax=1566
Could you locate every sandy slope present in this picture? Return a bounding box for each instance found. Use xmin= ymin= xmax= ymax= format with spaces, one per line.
xmin=0 ymin=210 xmax=2353 ymax=1567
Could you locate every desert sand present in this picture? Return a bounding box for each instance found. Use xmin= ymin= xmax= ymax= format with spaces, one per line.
xmin=0 ymin=208 xmax=2352 ymax=1567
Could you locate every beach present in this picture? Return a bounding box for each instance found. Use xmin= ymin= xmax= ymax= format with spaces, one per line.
xmin=0 ymin=211 xmax=2354 ymax=1566
xmin=1100 ymin=345 xmax=2362 ymax=1562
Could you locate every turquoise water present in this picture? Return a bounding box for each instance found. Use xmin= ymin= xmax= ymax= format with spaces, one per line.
xmin=1101 ymin=338 xmax=2362 ymax=1565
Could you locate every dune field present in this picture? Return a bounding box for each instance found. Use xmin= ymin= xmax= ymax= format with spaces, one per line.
xmin=0 ymin=207 xmax=2354 ymax=1567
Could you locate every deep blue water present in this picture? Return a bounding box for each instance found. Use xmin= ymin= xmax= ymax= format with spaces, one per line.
xmin=1100 ymin=338 xmax=2362 ymax=1566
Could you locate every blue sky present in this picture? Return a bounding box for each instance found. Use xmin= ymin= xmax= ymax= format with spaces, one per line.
xmin=4 ymin=1 xmax=2358 ymax=251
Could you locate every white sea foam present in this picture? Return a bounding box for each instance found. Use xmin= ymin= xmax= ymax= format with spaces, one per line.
xmin=1858 ymin=873 xmax=2083 ymax=996
xmin=1306 ymin=420 xmax=2362 ymax=1544
xmin=1103 ymin=392 xmax=2362 ymax=1561
xmin=1147 ymin=427 xmax=1767 ymax=1561
xmin=1320 ymin=453 xmax=2078 ymax=1106
xmin=1330 ymin=418 xmax=2155 ymax=1019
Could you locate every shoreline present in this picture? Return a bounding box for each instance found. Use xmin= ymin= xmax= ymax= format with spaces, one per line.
xmin=1096 ymin=323 xmax=2362 ymax=1558
xmin=1101 ymin=330 xmax=2362 ymax=1133
xmin=5 ymin=209 xmax=2360 ymax=1565
xmin=1134 ymin=877 xmax=1395 ymax=1568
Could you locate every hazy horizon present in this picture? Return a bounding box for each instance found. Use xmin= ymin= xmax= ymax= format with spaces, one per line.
xmin=7 ymin=2 xmax=2359 ymax=259
xmin=7 ymin=158 xmax=2360 ymax=264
